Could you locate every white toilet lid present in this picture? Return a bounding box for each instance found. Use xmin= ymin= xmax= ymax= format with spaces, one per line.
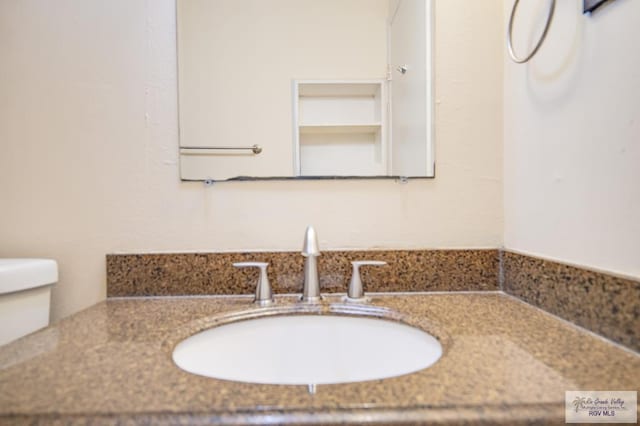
xmin=0 ymin=259 xmax=58 ymax=295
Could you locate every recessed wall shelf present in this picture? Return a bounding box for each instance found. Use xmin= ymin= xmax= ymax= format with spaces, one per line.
xmin=293 ymin=80 xmax=388 ymax=176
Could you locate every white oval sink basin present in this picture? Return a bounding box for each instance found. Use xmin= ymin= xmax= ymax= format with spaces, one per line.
xmin=172 ymin=314 xmax=442 ymax=385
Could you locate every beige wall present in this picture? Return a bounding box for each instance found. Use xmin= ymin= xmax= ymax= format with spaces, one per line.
xmin=504 ymin=0 xmax=640 ymax=278
xmin=0 ymin=0 xmax=503 ymax=321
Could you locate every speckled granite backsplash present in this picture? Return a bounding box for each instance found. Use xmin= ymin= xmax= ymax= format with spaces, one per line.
xmin=502 ymin=251 xmax=640 ymax=352
xmin=107 ymin=249 xmax=500 ymax=297
xmin=107 ymin=249 xmax=640 ymax=352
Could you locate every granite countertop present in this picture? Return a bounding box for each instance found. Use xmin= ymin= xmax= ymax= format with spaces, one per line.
xmin=0 ymin=292 xmax=638 ymax=425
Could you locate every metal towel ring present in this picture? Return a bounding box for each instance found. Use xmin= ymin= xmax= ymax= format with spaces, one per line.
xmin=507 ymin=0 xmax=556 ymax=64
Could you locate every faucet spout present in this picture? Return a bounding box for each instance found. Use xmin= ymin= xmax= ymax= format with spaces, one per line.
xmin=301 ymin=226 xmax=321 ymax=302
xmin=301 ymin=225 xmax=320 ymax=256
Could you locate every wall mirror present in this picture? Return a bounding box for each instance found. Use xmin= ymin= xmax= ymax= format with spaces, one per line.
xmin=177 ymin=0 xmax=434 ymax=181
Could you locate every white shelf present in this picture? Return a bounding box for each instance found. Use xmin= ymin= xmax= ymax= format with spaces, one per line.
xmin=299 ymin=82 xmax=382 ymax=97
xmin=299 ymin=123 xmax=382 ymax=135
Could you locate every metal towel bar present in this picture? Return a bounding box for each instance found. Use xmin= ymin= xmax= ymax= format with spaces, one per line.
xmin=180 ymin=144 xmax=263 ymax=154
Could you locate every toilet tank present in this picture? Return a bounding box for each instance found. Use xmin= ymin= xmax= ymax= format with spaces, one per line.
xmin=0 ymin=259 xmax=58 ymax=346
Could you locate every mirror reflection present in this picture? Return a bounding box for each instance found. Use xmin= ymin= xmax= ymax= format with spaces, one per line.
xmin=177 ymin=0 xmax=434 ymax=181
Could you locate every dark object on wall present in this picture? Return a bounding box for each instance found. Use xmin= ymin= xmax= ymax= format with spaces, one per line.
xmin=584 ymin=0 xmax=614 ymax=13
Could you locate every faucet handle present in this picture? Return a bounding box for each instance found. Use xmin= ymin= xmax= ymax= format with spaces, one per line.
xmin=233 ymin=262 xmax=273 ymax=306
xmin=347 ymin=261 xmax=387 ymax=301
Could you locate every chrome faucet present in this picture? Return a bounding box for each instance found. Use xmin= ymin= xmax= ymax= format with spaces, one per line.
xmin=301 ymin=226 xmax=321 ymax=303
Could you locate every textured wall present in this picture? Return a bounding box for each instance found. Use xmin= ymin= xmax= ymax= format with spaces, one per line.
xmin=504 ymin=0 xmax=640 ymax=278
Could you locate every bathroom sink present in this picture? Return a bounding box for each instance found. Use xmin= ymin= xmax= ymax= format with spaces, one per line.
xmin=172 ymin=312 xmax=442 ymax=385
